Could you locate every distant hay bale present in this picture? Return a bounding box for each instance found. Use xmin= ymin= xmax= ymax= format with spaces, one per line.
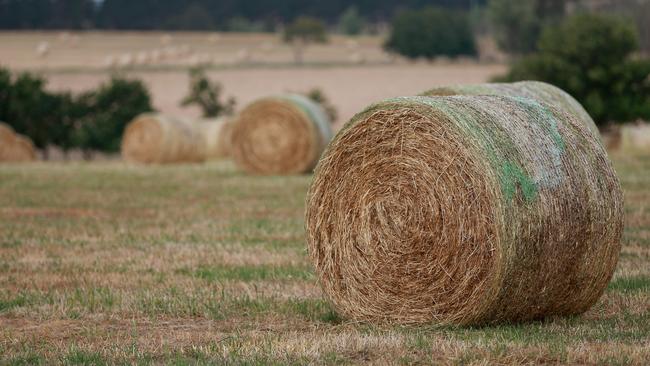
xmin=0 ymin=123 xmax=37 ymax=162
xmin=199 ymin=119 xmax=233 ymax=160
xmin=122 ymin=114 xmax=233 ymax=164
xmin=36 ymin=41 xmax=50 ymax=58
xmin=121 ymin=114 xmax=207 ymax=164
xmin=230 ymin=94 xmax=333 ymax=174
xmin=306 ymin=95 xmax=623 ymax=325
xmin=619 ymin=122 xmax=650 ymax=153
xmin=422 ymin=81 xmax=600 ymax=137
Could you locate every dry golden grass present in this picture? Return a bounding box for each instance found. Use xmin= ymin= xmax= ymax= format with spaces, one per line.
xmin=0 ymin=153 xmax=649 ymax=365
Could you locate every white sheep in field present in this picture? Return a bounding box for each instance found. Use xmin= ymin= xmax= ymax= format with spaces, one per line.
xmin=118 ymin=53 xmax=134 ymax=67
xmin=36 ymin=41 xmax=50 ymax=58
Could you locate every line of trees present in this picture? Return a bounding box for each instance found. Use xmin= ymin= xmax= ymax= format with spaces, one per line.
xmin=0 ymin=68 xmax=153 ymax=158
xmin=0 ymin=0 xmax=484 ymax=30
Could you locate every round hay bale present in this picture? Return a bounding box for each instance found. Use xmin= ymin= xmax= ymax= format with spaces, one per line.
xmin=306 ymin=95 xmax=623 ymax=325
xmin=121 ymin=114 xmax=207 ymax=164
xmin=422 ymin=81 xmax=600 ymax=137
xmin=230 ymin=94 xmax=333 ymax=174
xmin=199 ymin=118 xmax=233 ymax=160
xmin=0 ymin=123 xmax=37 ymax=162
xmin=619 ymin=122 xmax=650 ymax=153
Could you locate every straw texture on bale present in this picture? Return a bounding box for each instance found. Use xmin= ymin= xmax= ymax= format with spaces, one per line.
xmin=230 ymin=94 xmax=333 ymax=174
xmin=306 ymin=95 xmax=623 ymax=325
xmin=121 ymin=114 xmax=207 ymax=164
xmin=423 ymin=81 xmax=600 ymax=137
xmin=0 ymin=123 xmax=37 ymax=162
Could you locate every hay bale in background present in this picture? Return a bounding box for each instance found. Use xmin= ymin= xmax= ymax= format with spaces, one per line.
xmin=200 ymin=119 xmax=233 ymax=160
xmin=121 ymin=114 xmax=207 ymax=164
xmin=619 ymin=122 xmax=650 ymax=153
xmin=0 ymin=123 xmax=37 ymax=162
xmin=422 ymin=81 xmax=600 ymax=137
xmin=306 ymin=95 xmax=623 ymax=325
xmin=230 ymin=94 xmax=333 ymax=174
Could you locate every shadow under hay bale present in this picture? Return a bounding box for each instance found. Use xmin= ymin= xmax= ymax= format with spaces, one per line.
xmin=0 ymin=123 xmax=37 ymax=163
xmin=306 ymin=95 xmax=623 ymax=326
xmin=121 ymin=114 xmax=231 ymax=164
xmin=230 ymin=94 xmax=333 ymax=175
xmin=422 ymin=81 xmax=601 ymax=138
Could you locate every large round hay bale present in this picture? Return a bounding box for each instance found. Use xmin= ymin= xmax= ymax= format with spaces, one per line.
xmin=619 ymin=123 xmax=650 ymax=153
xmin=199 ymin=119 xmax=233 ymax=160
xmin=422 ymin=81 xmax=600 ymax=137
xmin=306 ymin=95 xmax=623 ymax=325
xmin=121 ymin=114 xmax=207 ymax=164
xmin=230 ymin=94 xmax=333 ymax=175
xmin=0 ymin=123 xmax=37 ymax=162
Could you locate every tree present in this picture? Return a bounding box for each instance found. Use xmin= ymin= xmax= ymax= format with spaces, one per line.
xmin=181 ymin=68 xmax=236 ymax=118
xmin=487 ymin=0 xmax=564 ymax=55
xmin=75 ymin=77 xmax=153 ymax=157
xmin=499 ymin=14 xmax=650 ymax=125
xmin=338 ymin=6 xmax=364 ymax=36
xmin=385 ymin=7 xmax=476 ymax=59
xmin=283 ymin=16 xmax=328 ymax=64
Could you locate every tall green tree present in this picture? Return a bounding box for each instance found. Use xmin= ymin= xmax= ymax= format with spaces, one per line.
xmin=283 ymin=17 xmax=328 ymax=64
xmin=338 ymin=6 xmax=364 ymax=35
xmin=385 ymin=7 xmax=476 ymax=59
xmin=500 ymin=14 xmax=650 ymax=125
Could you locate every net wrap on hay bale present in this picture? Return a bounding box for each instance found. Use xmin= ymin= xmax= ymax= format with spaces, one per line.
xmin=306 ymin=95 xmax=623 ymax=325
xmin=230 ymin=94 xmax=333 ymax=174
xmin=121 ymin=114 xmax=207 ymax=164
xmin=423 ymin=81 xmax=600 ymax=137
xmin=0 ymin=122 xmax=37 ymax=162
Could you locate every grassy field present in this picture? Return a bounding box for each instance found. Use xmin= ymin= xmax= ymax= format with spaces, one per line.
xmin=0 ymin=152 xmax=649 ymax=365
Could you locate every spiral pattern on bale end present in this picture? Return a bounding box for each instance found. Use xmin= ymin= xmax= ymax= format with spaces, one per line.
xmin=121 ymin=114 xmax=207 ymax=164
xmin=306 ymin=95 xmax=623 ymax=325
xmin=230 ymin=95 xmax=332 ymax=175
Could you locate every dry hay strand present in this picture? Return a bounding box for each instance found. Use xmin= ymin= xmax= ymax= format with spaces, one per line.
xmin=0 ymin=123 xmax=36 ymax=162
xmin=199 ymin=118 xmax=233 ymax=160
xmin=121 ymin=114 xmax=207 ymax=164
xmin=306 ymin=95 xmax=623 ymax=325
xmin=230 ymin=94 xmax=333 ymax=175
xmin=422 ymin=81 xmax=601 ymax=137
xmin=619 ymin=122 xmax=650 ymax=153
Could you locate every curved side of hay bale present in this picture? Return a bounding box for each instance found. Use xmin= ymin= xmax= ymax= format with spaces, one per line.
xmin=230 ymin=94 xmax=333 ymax=175
xmin=199 ymin=118 xmax=233 ymax=160
xmin=422 ymin=81 xmax=601 ymax=137
xmin=0 ymin=123 xmax=37 ymax=162
xmin=121 ymin=114 xmax=207 ymax=164
xmin=306 ymin=95 xmax=623 ymax=325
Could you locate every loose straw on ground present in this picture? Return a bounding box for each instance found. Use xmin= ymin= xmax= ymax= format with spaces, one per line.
xmin=306 ymin=95 xmax=623 ymax=325
xmin=230 ymin=94 xmax=333 ymax=174
xmin=122 ymin=113 xmax=231 ymax=164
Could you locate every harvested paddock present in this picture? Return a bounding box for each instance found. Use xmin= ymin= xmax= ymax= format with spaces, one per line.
xmin=0 ymin=154 xmax=648 ymax=364
xmin=306 ymin=95 xmax=623 ymax=325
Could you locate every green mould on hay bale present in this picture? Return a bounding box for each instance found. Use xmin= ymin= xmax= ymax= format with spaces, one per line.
xmin=230 ymin=94 xmax=333 ymax=175
xmin=306 ymin=95 xmax=623 ymax=325
xmin=422 ymin=81 xmax=601 ymax=138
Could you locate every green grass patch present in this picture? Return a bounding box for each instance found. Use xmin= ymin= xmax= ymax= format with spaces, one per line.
xmin=608 ymin=276 xmax=650 ymax=293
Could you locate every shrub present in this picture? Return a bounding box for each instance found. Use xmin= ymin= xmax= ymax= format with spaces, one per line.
xmin=385 ymin=7 xmax=476 ymax=59
xmin=181 ymin=67 xmax=236 ymax=118
xmin=74 ymin=77 xmax=153 ymax=156
xmin=303 ymin=88 xmax=337 ymax=123
xmin=499 ymin=13 xmax=650 ymax=125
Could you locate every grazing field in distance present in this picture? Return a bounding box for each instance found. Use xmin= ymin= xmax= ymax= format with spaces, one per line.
xmin=0 ymin=153 xmax=649 ymax=364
